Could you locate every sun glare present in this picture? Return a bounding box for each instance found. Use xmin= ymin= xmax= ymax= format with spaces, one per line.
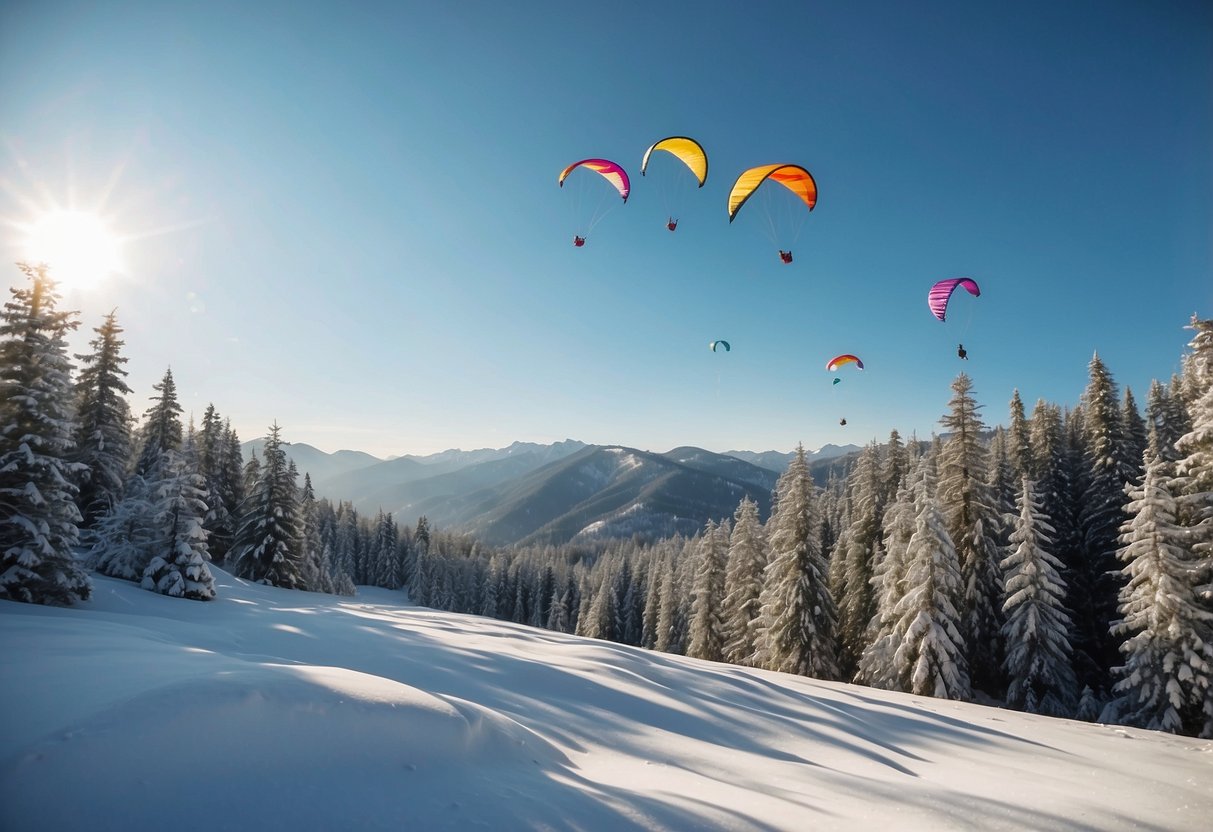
xmin=21 ymin=210 xmax=123 ymax=290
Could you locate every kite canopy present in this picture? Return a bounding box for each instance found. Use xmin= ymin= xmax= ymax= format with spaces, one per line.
xmin=710 ymin=340 xmax=730 ymax=352
xmin=826 ymin=354 xmax=864 ymax=372
xmin=928 ymin=278 xmax=981 ymax=322
xmin=727 ymin=164 xmax=817 ymax=222
xmin=558 ymin=159 xmax=631 ymax=202
xmin=641 ymin=137 xmax=708 ymax=187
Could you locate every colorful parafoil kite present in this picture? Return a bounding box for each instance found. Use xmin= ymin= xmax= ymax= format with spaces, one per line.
xmin=558 ymin=159 xmax=630 ymax=202
xmin=710 ymin=340 xmax=730 ymax=352
xmin=928 ymin=278 xmax=981 ymax=322
xmin=727 ymin=164 xmax=817 ymax=223
xmin=641 ymin=137 xmax=708 ymax=187
xmin=826 ymin=354 xmax=864 ymax=372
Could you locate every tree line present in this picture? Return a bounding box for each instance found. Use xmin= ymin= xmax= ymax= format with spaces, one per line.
xmin=2 ymin=262 xmax=1210 ymax=737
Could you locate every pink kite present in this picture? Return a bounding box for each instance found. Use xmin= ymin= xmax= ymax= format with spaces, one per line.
xmin=928 ymin=278 xmax=981 ymax=322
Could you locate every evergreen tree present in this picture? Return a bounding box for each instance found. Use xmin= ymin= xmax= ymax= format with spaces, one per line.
xmin=718 ymin=499 xmax=766 ymax=669
xmin=0 ymin=264 xmax=91 ymax=603
xmin=891 ymin=465 xmax=970 ymax=699
xmin=1122 ymin=387 xmax=1148 ymax=484
xmin=655 ymin=555 xmax=680 ymax=653
xmin=71 ymin=311 xmax=133 ymax=531
xmin=230 ymin=423 xmax=304 ymax=588
xmin=298 ymin=474 xmax=328 ymax=592
xmin=1001 ymin=477 xmax=1077 ymax=716
xmin=687 ymin=520 xmax=728 ymax=661
xmin=135 ymin=368 xmax=183 ymax=477
xmin=546 ymin=576 xmax=574 ymax=633
xmin=140 ymin=450 xmax=215 ymax=600
xmin=880 ymin=429 xmax=910 ymax=507
xmin=1168 ymin=316 xmax=1213 ymax=735
xmin=835 ymin=442 xmax=885 ymax=677
xmin=1075 ymin=352 xmax=1129 ymax=688
xmin=752 ymin=446 xmax=839 ymax=679
xmin=1102 ymin=453 xmax=1213 ymax=736
xmin=89 ymin=474 xmax=154 ymax=580
xmin=1007 ymin=389 xmax=1034 ymax=480
xmin=856 ymin=473 xmax=916 ymax=688
xmin=938 ymin=373 xmax=1003 ymax=693
xmin=1145 ymin=379 xmax=1184 ymax=465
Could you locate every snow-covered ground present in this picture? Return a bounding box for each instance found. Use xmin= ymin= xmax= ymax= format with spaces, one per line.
xmin=2 ymin=570 xmax=1210 ymax=831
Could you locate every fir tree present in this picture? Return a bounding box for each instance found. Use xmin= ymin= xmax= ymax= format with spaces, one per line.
xmin=938 ymin=373 xmax=1003 ymax=693
xmin=687 ymin=520 xmax=728 ymax=661
xmin=230 ymin=423 xmax=304 ymax=588
xmin=1001 ymin=477 xmax=1077 ymax=716
xmin=891 ymin=465 xmax=970 ymax=700
xmin=718 ymin=499 xmax=766 ymax=669
xmin=856 ymin=473 xmax=916 ymax=688
xmin=1007 ymin=389 xmax=1034 ymax=480
xmin=0 ymin=264 xmax=90 ymax=604
xmin=835 ymin=442 xmax=885 ymax=677
xmin=71 ymin=311 xmax=133 ymax=531
xmin=752 ymin=446 xmax=839 ymax=679
xmin=140 ymin=450 xmax=215 ymax=600
xmin=1102 ymin=453 xmax=1213 ymax=735
xmin=1168 ymin=316 xmax=1213 ymax=735
xmin=1075 ymin=352 xmax=1129 ymax=688
xmin=1122 ymin=387 xmax=1148 ymax=485
xmin=135 ymin=368 xmax=183 ymax=477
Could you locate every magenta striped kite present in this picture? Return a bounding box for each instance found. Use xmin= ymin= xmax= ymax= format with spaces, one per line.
xmin=826 ymin=354 xmax=864 ymax=372
xmin=558 ymin=159 xmax=631 ymax=202
xmin=928 ymin=277 xmax=981 ymax=322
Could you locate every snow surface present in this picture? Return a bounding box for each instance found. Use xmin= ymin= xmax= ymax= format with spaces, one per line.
xmin=2 ymin=570 xmax=1211 ymax=831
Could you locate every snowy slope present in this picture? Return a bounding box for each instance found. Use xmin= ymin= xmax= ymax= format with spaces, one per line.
xmin=2 ymin=570 xmax=1210 ymax=832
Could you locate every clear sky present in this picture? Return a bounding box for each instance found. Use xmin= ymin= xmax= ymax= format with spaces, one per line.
xmin=2 ymin=0 xmax=1210 ymax=457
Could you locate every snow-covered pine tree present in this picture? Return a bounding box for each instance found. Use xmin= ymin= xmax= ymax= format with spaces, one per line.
xmin=881 ymin=429 xmax=910 ymax=507
xmin=1169 ymin=316 xmax=1213 ymax=735
xmin=655 ymin=554 xmax=680 ymax=653
xmin=938 ymin=373 xmax=1004 ymax=693
xmin=986 ymin=428 xmax=1018 ymax=551
xmin=1008 ymin=389 xmax=1034 ymax=480
xmin=297 ymin=473 xmax=329 ymax=592
xmin=890 ymin=462 xmax=970 ymax=699
xmin=195 ymin=405 xmax=234 ymax=562
xmin=1122 ymin=387 xmax=1148 ymax=486
xmin=687 ymin=520 xmax=728 ymax=661
xmin=230 ymin=423 xmax=305 ymax=588
xmin=1075 ymin=352 xmax=1130 ymax=688
xmin=751 ymin=445 xmax=839 ymax=679
xmin=208 ymin=420 xmax=245 ymax=563
xmin=855 ymin=470 xmax=917 ymax=688
xmin=71 ymin=311 xmax=133 ymax=532
xmin=835 ymin=442 xmax=885 ymax=677
xmin=547 ymin=575 xmax=575 ymax=633
xmin=140 ymin=449 xmax=215 ymax=600
xmin=1001 ymin=476 xmax=1077 ymax=716
xmin=88 ymin=471 xmax=154 ymax=579
xmin=0 ymin=264 xmax=90 ymax=604
xmin=1102 ymin=452 xmax=1213 ymax=736
xmin=1145 ymin=380 xmax=1184 ymax=465
xmin=722 ymin=496 xmax=767 ymax=664
xmin=134 ymin=368 xmax=183 ymax=478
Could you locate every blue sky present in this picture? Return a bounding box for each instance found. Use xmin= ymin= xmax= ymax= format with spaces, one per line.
xmin=2 ymin=0 xmax=1210 ymax=457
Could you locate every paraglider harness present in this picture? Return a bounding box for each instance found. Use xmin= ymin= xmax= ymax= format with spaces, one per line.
xmin=573 ymin=235 xmax=586 ymax=247
xmin=779 ymin=250 xmax=793 ymax=264
xmin=957 ymin=343 xmax=968 ymax=360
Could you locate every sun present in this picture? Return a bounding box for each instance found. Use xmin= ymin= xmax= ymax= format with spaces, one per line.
xmin=20 ymin=210 xmax=123 ymax=290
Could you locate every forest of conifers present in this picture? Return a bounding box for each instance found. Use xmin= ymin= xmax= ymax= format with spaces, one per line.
xmin=3 ymin=262 xmax=1211 ymax=738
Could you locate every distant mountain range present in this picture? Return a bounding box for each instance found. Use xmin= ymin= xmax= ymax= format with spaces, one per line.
xmin=242 ymin=438 xmax=861 ymax=546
